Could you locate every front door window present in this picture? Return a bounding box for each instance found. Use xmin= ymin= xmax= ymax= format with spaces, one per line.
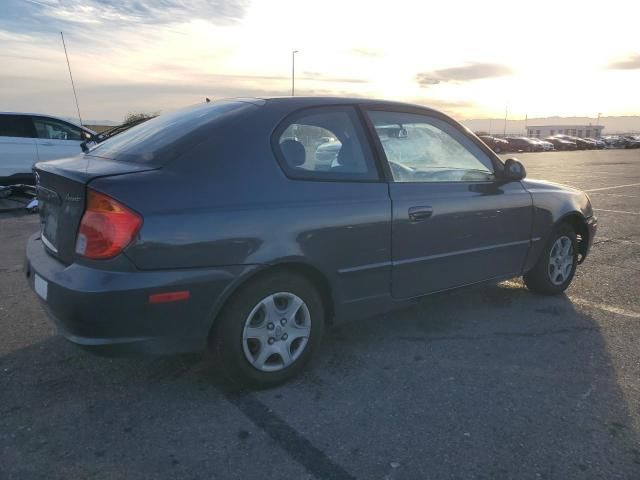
xmin=367 ymin=111 xmax=494 ymax=183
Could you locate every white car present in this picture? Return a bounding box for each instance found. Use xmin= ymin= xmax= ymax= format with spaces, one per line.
xmin=0 ymin=112 xmax=95 ymax=185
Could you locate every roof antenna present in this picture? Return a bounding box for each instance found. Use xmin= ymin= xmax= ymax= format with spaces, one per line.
xmin=60 ymin=32 xmax=83 ymax=126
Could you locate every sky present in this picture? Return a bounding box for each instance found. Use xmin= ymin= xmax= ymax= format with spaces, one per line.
xmin=1 ymin=0 xmax=640 ymax=124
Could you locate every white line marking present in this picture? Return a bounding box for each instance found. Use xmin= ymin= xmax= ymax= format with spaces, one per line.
xmin=499 ymin=280 xmax=640 ymax=319
xmin=570 ymin=298 xmax=640 ymax=319
xmin=588 ymin=192 xmax=638 ymax=198
xmin=585 ymin=182 xmax=640 ymax=192
xmin=595 ymin=208 xmax=640 ymax=216
xmin=594 ymin=237 xmax=639 ymax=245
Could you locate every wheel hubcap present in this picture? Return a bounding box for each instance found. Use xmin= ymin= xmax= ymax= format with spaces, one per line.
xmin=242 ymin=292 xmax=311 ymax=372
xmin=548 ymin=236 xmax=574 ymax=286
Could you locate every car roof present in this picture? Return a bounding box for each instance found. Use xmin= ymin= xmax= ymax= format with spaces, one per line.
xmin=254 ymin=96 xmax=443 ymax=113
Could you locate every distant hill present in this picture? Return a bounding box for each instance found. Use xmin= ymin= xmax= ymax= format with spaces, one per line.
xmin=462 ymin=116 xmax=640 ymax=136
xmin=58 ymin=117 xmax=118 ymax=127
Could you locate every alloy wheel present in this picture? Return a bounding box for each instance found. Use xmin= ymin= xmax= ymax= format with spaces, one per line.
xmin=548 ymin=236 xmax=574 ymax=285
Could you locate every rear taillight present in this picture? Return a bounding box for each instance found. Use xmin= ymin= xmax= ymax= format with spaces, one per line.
xmin=75 ymin=189 xmax=142 ymax=260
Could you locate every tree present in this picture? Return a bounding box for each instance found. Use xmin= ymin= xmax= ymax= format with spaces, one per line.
xmin=122 ymin=112 xmax=158 ymax=125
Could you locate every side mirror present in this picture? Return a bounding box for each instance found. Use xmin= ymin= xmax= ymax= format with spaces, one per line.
xmin=503 ymin=158 xmax=526 ymax=181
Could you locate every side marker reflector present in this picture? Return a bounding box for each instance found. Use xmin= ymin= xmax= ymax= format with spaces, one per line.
xmin=149 ymin=291 xmax=190 ymax=304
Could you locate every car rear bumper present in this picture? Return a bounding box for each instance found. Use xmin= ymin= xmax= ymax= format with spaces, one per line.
xmin=25 ymin=233 xmax=248 ymax=355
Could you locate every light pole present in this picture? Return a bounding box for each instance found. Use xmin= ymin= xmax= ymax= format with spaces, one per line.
xmin=291 ymin=50 xmax=299 ymax=96
xmin=503 ymin=104 xmax=508 ymax=136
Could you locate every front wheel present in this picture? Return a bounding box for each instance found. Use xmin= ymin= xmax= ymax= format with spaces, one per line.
xmin=212 ymin=270 xmax=325 ymax=387
xmin=523 ymin=223 xmax=578 ymax=295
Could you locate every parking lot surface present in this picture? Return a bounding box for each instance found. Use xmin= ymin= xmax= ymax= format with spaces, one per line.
xmin=1 ymin=149 xmax=639 ymax=479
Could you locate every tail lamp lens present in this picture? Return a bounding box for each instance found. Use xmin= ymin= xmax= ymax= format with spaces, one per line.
xmin=76 ymin=189 xmax=142 ymax=259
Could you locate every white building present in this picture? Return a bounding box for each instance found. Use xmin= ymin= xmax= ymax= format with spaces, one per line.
xmin=526 ymin=125 xmax=604 ymax=139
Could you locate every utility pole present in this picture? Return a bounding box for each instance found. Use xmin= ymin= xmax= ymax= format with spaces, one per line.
xmin=60 ymin=32 xmax=83 ymax=126
xmin=503 ymin=104 xmax=508 ymax=136
xmin=291 ymin=50 xmax=299 ymax=96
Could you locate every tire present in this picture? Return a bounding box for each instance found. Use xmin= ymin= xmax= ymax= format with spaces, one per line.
xmin=494 ymin=146 xmax=502 ymax=153
xmin=212 ymin=270 xmax=325 ymax=387
xmin=523 ymin=223 xmax=578 ymax=295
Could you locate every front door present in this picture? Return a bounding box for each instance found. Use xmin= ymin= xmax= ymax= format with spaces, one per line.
xmin=365 ymin=109 xmax=533 ymax=299
xmin=31 ymin=116 xmax=85 ymax=162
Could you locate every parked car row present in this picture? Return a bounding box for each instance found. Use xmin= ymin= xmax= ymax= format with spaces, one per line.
xmin=601 ymin=135 xmax=640 ymax=149
xmin=479 ymin=135 xmax=555 ymax=153
xmin=477 ymin=133 xmax=629 ymax=154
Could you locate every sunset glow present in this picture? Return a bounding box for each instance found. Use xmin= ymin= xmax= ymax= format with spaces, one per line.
xmin=2 ymin=0 xmax=639 ymax=122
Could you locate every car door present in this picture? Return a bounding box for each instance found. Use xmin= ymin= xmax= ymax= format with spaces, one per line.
xmin=31 ymin=116 xmax=85 ymax=162
xmin=0 ymin=114 xmax=39 ymax=180
xmin=272 ymin=105 xmax=392 ymax=318
xmin=364 ymin=108 xmax=533 ymax=299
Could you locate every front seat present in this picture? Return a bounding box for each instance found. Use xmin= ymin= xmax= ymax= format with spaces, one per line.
xmin=332 ymin=138 xmax=361 ymax=173
xmin=280 ymin=139 xmax=306 ymax=168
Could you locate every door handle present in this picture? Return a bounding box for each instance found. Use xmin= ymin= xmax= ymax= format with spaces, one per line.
xmin=408 ymin=206 xmax=433 ymax=221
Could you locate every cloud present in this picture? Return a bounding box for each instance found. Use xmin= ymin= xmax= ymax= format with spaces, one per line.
xmin=0 ymin=74 xmax=284 ymax=122
xmin=0 ymin=0 xmax=248 ymax=35
xmin=416 ymin=62 xmax=512 ymax=87
xmin=301 ymin=72 xmax=368 ymax=83
xmin=416 ymin=77 xmax=441 ymax=86
xmin=410 ymin=97 xmax=474 ymax=110
xmin=407 ymin=97 xmax=478 ymax=119
xmin=607 ymin=54 xmax=640 ymax=70
xmin=146 ymin=66 xmax=368 ymax=85
xmin=350 ymin=48 xmax=383 ymax=58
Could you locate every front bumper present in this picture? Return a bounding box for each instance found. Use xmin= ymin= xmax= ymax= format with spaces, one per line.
xmin=25 ymin=233 xmax=247 ymax=355
xmin=581 ymin=215 xmax=598 ymax=262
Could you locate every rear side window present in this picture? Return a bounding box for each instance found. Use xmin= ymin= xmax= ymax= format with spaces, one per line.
xmin=32 ymin=117 xmax=83 ymax=141
xmin=0 ymin=115 xmax=35 ymax=138
xmin=275 ymin=106 xmax=379 ymax=181
xmin=88 ymin=100 xmax=256 ymax=164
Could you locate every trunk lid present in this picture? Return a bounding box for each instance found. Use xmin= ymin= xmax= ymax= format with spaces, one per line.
xmin=35 ymin=155 xmax=156 ymax=264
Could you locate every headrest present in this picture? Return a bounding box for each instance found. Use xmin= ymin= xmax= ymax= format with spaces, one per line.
xmin=280 ymin=139 xmax=306 ymax=167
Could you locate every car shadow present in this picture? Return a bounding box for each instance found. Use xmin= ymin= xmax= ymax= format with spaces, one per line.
xmin=1 ymin=281 xmax=639 ymax=479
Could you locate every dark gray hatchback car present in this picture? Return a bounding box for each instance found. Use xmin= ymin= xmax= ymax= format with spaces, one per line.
xmin=25 ymin=97 xmax=597 ymax=386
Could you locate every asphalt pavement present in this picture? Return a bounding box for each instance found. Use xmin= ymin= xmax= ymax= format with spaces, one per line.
xmin=1 ymin=149 xmax=639 ymax=479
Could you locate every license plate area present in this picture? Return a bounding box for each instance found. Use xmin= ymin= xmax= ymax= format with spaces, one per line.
xmin=37 ymin=185 xmax=61 ymax=252
xmin=34 ymin=274 xmax=48 ymax=300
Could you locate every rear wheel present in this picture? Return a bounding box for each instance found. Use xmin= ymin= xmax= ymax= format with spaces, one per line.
xmin=524 ymin=223 xmax=578 ymax=295
xmin=213 ymin=270 xmax=325 ymax=387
